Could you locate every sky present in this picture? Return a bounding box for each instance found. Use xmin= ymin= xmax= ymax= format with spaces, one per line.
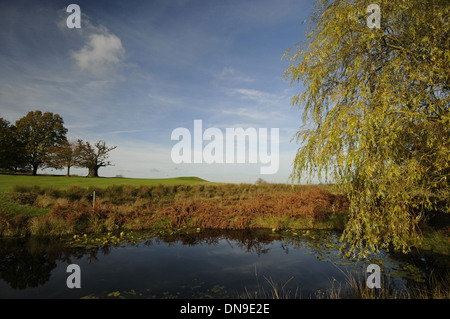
xmin=0 ymin=0 xmax=314 ymax=183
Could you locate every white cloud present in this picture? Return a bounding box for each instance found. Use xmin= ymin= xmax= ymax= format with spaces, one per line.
xmin=71 ymin=32 xmax=125 ymax=75
xmin=57 ymin=7 xmax=126 ymax=76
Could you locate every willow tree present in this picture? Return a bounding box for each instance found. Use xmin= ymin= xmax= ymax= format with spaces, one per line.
xmin=284 ymin=0 xmax=449 ymax=256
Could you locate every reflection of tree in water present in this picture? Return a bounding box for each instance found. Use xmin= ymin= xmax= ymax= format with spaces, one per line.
xmin=0 ymin=245 xmax=56 ymax=289
xmin=0 ymin=237 xmax=104 ymax=290
xmin=0 ymin=228 xmax=289 ymax=292
xmin=149 ymin=229 xmax=282 ymax=256
xmin=230 ymin=230 xmax=279 ymax=256
xmin=1 ymin=230 xmax=445 ymax=295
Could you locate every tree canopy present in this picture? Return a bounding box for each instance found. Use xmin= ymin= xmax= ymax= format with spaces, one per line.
xmin=0 ymin=118 xmax=26 ymax=170
xmin=76 ymin=140 xmax=117 ymax=177
xmin=284 ymin=0 xmax=449 ymax=256
xmin=1 ymin=110 xmax=117 ymax=178
xmin=45 ymin=140 xmax=80 ymax=177
xmin=15 ymin=111 xmax=68 ymax=175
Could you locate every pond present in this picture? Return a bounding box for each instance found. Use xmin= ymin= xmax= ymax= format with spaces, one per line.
xmin=0 ymin=229 xmax=446 ymax=299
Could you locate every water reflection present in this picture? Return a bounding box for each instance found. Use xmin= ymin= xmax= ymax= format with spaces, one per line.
xmin=155 ymin=229 xmax=283 ymax=255
xmin=0 ymin=237 xmax=96 ymax=290
xmin=0 ymin=229 xmax=446 ymax=299
xmin=0 ymin=244 xmax=55 ymax=289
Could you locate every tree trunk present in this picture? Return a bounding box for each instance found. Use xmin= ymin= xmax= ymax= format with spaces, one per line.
xmin=32 ymin=164 xmax=38 ymax=176
xmin=66 ymin=165 xmax=71 ymax=177
xmin=88 ymin=166 xmax=99 ymax=177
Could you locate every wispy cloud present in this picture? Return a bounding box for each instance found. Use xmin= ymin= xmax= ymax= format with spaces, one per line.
xmin=148 ymin=93 xmax=180 ymax=106
xmin=0 ymin=0 xmax=311 ymax=182
xmin=221 ymin=107 xmax=271 ymax=120
xmin=230 ymin=88 xmax=286 ymax=105
xmin=217 ymin=67 xmax=254 ymax=83
xmin=107 ymin=129 xmax=154 ymax=135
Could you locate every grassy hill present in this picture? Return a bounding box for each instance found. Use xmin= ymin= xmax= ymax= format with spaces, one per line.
xmin=0 ymin=174 xmax=208 ymax=193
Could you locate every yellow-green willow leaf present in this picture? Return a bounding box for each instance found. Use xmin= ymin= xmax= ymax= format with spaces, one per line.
xmin=284 ymin=0 xmax=449 ymax=257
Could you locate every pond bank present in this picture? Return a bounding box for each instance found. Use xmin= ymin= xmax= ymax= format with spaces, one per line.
xmin=0 ymin=183 xmax=349 ymax=237
xmin=0 ymin=182 xmax=448 ymax=257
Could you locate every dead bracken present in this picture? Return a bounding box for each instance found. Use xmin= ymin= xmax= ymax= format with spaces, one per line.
xmin=0 ymin=183 xmax=349 ymax=237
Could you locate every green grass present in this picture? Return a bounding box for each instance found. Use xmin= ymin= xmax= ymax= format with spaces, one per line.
xmin=0 ymin=174 xmax=209 ymax=193
xmin=0 ymin=193 xmax=50 ymax=216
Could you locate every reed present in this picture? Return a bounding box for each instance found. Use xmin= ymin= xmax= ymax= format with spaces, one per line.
xmin=240 ymin=266 xmax=300 ymax=299
xmin=0 ymin=183 xmax=349 ymax=237
xmin=321 ymin=268 xmax=450 ymax=299
xmin=241 ymin=267 xmax=450 ymax=299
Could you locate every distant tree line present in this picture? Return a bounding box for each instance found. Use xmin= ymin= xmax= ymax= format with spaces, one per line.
xmin=0 ymin=110 xmax=116 ymax=177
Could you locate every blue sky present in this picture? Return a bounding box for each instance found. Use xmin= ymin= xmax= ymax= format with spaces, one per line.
xmin=0 ymin=0 xmax=313 ymax=183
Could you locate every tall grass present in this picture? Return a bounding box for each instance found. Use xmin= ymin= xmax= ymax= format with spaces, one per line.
xmin=320 ymin=267 xmax=450 ymax=299
xmin=1 ymin=182 xmax=348 ymax=237
xmin=239 ymin=266 xmax=300 ymax=299
xmin=10 ymin=182 xmax=336 ymax=204
xmin=240 ymin=267 xmax=450 ymax=299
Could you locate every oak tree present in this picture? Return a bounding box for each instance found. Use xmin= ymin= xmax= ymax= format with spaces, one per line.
xmin=0 ymin=118 xmax=27 ymax=171
xmin=15 ymin=111 xmax=68 ymax=175
xmin=76 ymin=140 xmax=116 ymax=177
xmin=45 ymin=139 xmax=80 ymax=176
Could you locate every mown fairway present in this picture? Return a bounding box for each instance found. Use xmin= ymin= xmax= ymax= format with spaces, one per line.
xmin=0 ymin=174 xmax=209 ymax=193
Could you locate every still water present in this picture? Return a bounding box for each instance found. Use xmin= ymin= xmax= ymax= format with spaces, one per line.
xmin=0 ymin=229 xmax=443 ymax=299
